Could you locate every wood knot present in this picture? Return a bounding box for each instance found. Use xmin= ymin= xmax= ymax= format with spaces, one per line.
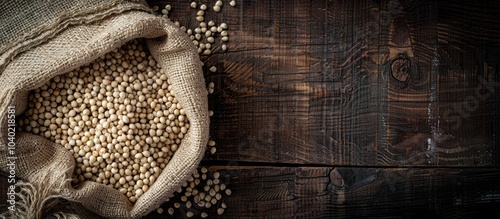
xmin=329 ymin=168 xmax=344 ymax=187
xmin=391 ymin=57 xmax=411 ymax=82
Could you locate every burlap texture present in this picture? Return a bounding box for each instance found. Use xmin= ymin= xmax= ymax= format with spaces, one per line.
xmin=0 ymin=0 xmax=209 ymax=218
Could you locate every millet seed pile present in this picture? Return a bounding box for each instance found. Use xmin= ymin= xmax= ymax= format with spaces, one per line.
xmin=159 ymin=0 xmax=233 ymax=56
xmin=158 ymin=167 xmax=231 ymax=218
xmin=18 ymin=39 xmax=189 ymax=203
xmin=151 ymin=1 xmax=237 ymax=217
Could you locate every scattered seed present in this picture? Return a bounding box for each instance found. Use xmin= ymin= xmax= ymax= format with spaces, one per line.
xmin=209 ymin=188 xmax=216 ymax=196
xmin=194 ymin=195 xmax=201 ymax=203
xmin=205 ymin=195 xmax=212 ymax=202
xmin=205 ymin=30 xmax=213 ymax=37
xmin=134 ymin=6 xmax=236 ymax=208
xmin=198 ymin=200 xmax=206 ymax=207
xmin=201 ymin=212 xmax=208 ymax=218
xmin=208 ymin=140 xmax=216 ymax=147
xmin=217 ymin=208 xmax=225 ymax=215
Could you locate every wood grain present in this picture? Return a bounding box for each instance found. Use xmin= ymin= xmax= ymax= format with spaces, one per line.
xmin=148 ymin=0 xmax=500 ymax=166
xmin=2 ymin=167 xmax=500 ymax=218
xmin=139 ymin=166 xmax=500 ymax=218
xmin=2 ymin=0 xmax=500 ymax=218
xmin=329 ymin=167 xmax=500 ymax=218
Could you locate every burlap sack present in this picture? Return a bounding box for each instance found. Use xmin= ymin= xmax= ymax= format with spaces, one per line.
xmin=0 ymin=0 xmax=209 ymax=218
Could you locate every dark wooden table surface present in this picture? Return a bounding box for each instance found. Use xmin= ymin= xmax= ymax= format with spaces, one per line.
xmin=142 ymin=0 xmax=500 ymax=218
xmin=1 ymin=0 xmax=499 ymax=218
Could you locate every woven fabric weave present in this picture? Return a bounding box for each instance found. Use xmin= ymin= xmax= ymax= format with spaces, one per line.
xmin=0 ymin=1 xmax=208 ymax=218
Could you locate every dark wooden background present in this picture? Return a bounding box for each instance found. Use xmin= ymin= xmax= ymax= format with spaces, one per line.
xmin=1 ymin=0 xmax=500 ymax=218
xmin=140 ymin=0 xmax=500 ymax=218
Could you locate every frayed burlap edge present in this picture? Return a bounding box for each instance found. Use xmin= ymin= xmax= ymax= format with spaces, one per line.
xmin=0 ymin=3 xmax=208 ymax=219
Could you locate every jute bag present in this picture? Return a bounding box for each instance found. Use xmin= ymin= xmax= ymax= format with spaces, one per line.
xmin=0 ymin=0 xmax=209 ymax=218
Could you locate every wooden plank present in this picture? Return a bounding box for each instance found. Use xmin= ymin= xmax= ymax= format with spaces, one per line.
xmin=378 ymin=0 xmax=500 ymax=167
xmin=435 ymin=0 xmax=500 ymax=45
xmin=327 ymin=167 xmax=500 ymax=218
xmin=2 ymin=167 xmax=500 ymax=218
xmin=2 ymin=0 xmax=500 ymax=217
xmin=147 ymin=0 xmax=500 ymax=166
xmin=140 ymin=166 xmax=330 ymax=218
xmin=379 ymin=0 xmax=500 ymax=166
xmin=140 ymin=166 xmax=500 ymax=218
